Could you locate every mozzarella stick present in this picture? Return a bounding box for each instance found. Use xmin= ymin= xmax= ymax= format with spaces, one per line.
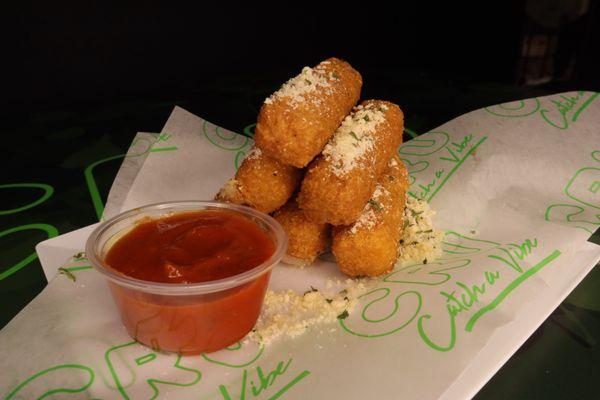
xmin=272 ymin=197 xmax=330 ymax=267
xmin=215 ymin=147 xmax=302 ymax=214
xmin=254 ymin=57 xmax=362 ymax=168
xmin=297 ymin=100 xmax=404 ymax=225
xmin=332 ymin=156 xmax=409 ymax=277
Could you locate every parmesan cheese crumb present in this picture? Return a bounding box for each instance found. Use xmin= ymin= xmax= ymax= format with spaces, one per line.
xmin=322 ymin=103 xmax=388 ymax=176
xmin=245 ymin=146 xmax=262 ymax=160
xmin=396 ymin=196 xmax=444 ymax=265
xmin=264 ymin=63 xmax=333 ymax=106
xmin=216 ymin=179 xmax=239 ymax=200
xmin=248 ymin=279 xmax=374 ymax=346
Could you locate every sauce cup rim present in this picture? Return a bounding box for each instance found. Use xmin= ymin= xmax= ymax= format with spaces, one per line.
xmin=85 ymin=200 xmax=288 ymax=295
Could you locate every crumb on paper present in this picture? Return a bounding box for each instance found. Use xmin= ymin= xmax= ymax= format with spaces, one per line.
xmin=248 ymin=278 xmax=374 ymax=346
xmin=396 ymin=196 xmax=444 ymax=265
xmin=248 ymin=198 xmax=442 ymax=347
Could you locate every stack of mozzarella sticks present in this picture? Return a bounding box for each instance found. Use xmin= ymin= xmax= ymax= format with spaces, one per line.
xmin=216 ymin=58 xmax=408 ymax=277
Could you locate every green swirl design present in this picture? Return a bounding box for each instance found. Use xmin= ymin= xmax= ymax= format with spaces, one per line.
xmin=201 ymin=341 xmax=264 ymax=368
xmin=484 ymin=98 xmax=541 ymax=117
xmin=202 ymin=120 xmax=250 ymax=151
xmin=340 ymin=288 xmax=422 ymax=338
xmin=398 ymin=131 xmax=449 ymax=156
xmin=5 ymin=364 xmax=94 ymax=400
xmin=0 ymin=183 xmax=54 ymax=215
xmin=243 ymin=123 xmax=256 ymax=138
xmin=235 ymin=151 xmax=247 ymax=170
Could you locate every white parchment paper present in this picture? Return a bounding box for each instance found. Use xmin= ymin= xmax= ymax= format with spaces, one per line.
xmin=3 ymin=91 xmax=600 ymax=399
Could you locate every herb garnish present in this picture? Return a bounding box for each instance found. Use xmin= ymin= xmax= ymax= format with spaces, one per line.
xmin=304 ymin=286 xmax=318 ymax=295
xmin=337 ymin=310 xmax=349 ymax=320
xmin=349 ymin=131 xmax=360 ymax=141
xmin=58 ymin=267 xmax=76 ymax=282
xmin=368 ymin=199 xmax=383 ymax=211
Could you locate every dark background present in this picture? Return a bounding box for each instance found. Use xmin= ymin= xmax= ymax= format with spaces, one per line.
xmin=2 ymin=1 xmax=600 ymax=399
xmin=5 ymin=1 xmax=600 ymax=129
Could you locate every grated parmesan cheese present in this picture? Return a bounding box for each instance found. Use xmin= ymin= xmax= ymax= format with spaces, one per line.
xmin=396 ymin=196 xmax=444 ymax=265
xmin=216 ymin=179 xmax=240 ymax=200
xmin=247 ymin=278 xmax=374 ymax=346
xmin=245 ymin=146 xmax=262 ymax=160
xmin=322 ymin=103 xmax=389 ymax=176
xmin=264 ymin=62 xmax=333 ymax=106
xmin=244 ymin=198 xmax=443 ymax=347
xmin=349 ymin=184 xmax=390 ymax=234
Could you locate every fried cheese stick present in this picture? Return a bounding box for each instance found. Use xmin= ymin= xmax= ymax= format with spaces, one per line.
xmin=254 ymin=58 xmax=362 ymax=168
xmin=297 ymin=100 xmax=404 ymax=226
xmin=215 ymin=147 xmax=302 ymax=213
xmin=331 ymin=156 xmax=408 ymax=277
xmin=272 ymin=197 xmax=330 ymax=267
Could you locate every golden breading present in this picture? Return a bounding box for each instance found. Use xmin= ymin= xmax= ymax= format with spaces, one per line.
xmin=297 ymin=100 xmax=404 ymax=226
xmin=332 ymin=156 xmax=409 ymax=277
xmin=254 ymin=58 xmax=362 ymax=168
xmin=215 ymin=147 xmax=302 ymax=213
xmin=272 ymin=197 xmax=330 ymax=267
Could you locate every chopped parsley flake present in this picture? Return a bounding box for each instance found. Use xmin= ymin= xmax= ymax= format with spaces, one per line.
xmin=337 ymin=310 xmax=349 ymax=320
xmin=58 ymin=267 xmax=76 ymax=282
xmin=303 ymin=286 xmax=318 ymax=295
xmin=368 ymin=199 xmax=383 ymax=211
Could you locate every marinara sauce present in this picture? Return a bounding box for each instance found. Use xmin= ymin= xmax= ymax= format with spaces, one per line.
xmin=104 ymin=209 xmax=276 ymax=354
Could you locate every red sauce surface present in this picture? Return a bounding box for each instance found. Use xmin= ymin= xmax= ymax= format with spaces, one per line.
xmin=105 ymin=210 xmax=275 ymax=283
xmin=103 ymin=209 xmax=276 ymax=354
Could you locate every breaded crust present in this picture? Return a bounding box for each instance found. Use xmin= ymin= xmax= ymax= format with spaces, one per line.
xmin=254 ymin=58 xmax=362 ymax=168
xmin=332 ymin=156 xmax=408 ymax=277
xmin=273 ymin=197 xmax=330 ymax=266
xmin=297 ymin=100 xmax=404 ymax=226
xmin=215 ymin=147 xmax=302 ymax=213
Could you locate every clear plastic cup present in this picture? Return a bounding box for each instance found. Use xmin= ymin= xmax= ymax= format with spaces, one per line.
xmin=85 ymin=201 xmax=287 ymax=355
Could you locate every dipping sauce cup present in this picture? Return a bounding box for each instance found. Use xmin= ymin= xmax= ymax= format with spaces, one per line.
xmin=86 ymin=201 xmax=287 ymax=355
